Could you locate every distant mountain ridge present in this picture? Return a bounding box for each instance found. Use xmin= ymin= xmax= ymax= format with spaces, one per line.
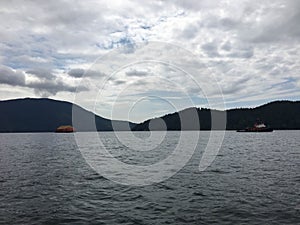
xmin=0 ymin=98 xmax=299 ymax=132
xmin=0 ymin=98 xmax=134 ymax=132
xmin=132 ymin=100 xmax=300 ymax=131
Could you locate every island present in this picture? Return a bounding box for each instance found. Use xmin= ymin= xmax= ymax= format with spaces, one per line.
xmin=55 ymin=125 xmax=75 ymax=133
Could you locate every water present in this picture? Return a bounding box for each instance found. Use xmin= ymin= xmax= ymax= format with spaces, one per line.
xmin=0 ymin=131 xmax=299 ymax=224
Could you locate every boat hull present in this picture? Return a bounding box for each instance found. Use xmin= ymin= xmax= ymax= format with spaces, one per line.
xmin=237 ymin=128 xmax=273 ymax=132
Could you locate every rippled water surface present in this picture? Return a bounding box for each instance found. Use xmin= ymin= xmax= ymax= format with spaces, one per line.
xmin=0 ymin=131 xmax=299 ymax=224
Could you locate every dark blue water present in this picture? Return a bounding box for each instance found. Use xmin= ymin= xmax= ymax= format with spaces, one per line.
xmin=0 ymin=131 xmax=299 ymax=224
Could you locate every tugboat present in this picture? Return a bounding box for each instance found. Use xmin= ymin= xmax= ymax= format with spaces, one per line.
xmin=237 ymin=121 xmax=273 ymax=132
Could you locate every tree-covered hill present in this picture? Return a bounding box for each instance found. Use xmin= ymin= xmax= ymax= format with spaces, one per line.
xmin=0 ymin=98 xmax=134 ymax=132
xmin=132 ymin=100 xmax=300 ymax=131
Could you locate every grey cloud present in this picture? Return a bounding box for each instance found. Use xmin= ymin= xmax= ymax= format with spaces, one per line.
xmin=222 ymin=84 xmax=244 ymax=95
xmin=27 ymin=80 xmax=72 ymax=96
xmin=6 ymin=0 xmax=102 ymax=31
xmin=0 ymin=65 xmax=88 ymax=97
xmin=68 ymin=68 xmax=106 ymax=78
xmin=239 ymin=0 xmax=300 ymax=43
xmin=221 ymin=41 xmax=231 ymax=51
xmin=113 ymin=80 xmax=127 ymax=85
xmin=12 ymin=55 xmax=51 ymax=67
xmin=201 ymin=42 xmax=220 ymax=57
xmin=26 ymin=68 xmax=55 ymax=80
xmin=68 ymin=68 xmax=85 ymax=78
xmin=0 ymin=0 xmax=117 ymax=68
xmin=199 ymin=16 xmax=239 ymax=31
xmin=176 ymin=0 xmax=300 ymax=44
xmin=227 ymin=46 xmax=254 ymax=59
xmin=219 ymin=18 xmax=239 ymax=30
xmin=86 ymin=70 xmax=106 ymax=78
xmin=221 ymin=76 xmax=252 ymax=95
xmin=27 ymin=80 xmax=88 ymax=97
xmin=202 ymin=41 xmax=254 ymax=59
xmin=26 ymin=68 xmax=88 ymax=95
xmin=170 ymin=0 xmax=220 ymax=11
xmin=0 ymin=65 xmax=25 ymax=86
xmin=133 ymin=80 xmax=148 ymax=86
xmin=180 ymin=24 xmax=200 ymax=39
xmin=0 ymin=0 xmax=299 ymax=107
xmin=126 ymin=69 xmax=149 ymax=77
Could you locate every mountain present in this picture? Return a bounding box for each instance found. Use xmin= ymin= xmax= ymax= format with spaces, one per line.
xmin=1 ymin=98 xmax=299 ymax=132
xmin=132 ymin=100 xmax=300 ymax=131
xmin=0 ymin=98 xmax=135 ymax=132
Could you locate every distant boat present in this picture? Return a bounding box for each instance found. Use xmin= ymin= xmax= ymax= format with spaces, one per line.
xmin=55 ymin=125 xmax=75 ymax=133
xmin=237 ymin=122 xmax=273 ymax=132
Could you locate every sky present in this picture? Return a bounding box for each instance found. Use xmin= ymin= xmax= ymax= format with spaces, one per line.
xmin=0 ymin=0 xmax=299 ymax=122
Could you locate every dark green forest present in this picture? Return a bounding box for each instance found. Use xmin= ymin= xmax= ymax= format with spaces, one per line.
xmin=0 ymin=98 xmax=299 ymax=132
xmin=0 ymin=98 xmax=134 ymax=132
xmin=132 ymin=100 xmax=300 ymax=131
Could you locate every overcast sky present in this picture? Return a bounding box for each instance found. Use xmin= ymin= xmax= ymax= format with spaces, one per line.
xmin=0 ymin=0 xmax=299 ymax=122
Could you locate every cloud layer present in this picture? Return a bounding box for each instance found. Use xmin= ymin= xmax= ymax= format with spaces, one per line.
xmin=0 ymin=0 xmax=299 ymax=120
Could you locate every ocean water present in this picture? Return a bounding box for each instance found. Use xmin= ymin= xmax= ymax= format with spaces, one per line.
xmin=0 ymin=131 xmax=299 ymax=224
